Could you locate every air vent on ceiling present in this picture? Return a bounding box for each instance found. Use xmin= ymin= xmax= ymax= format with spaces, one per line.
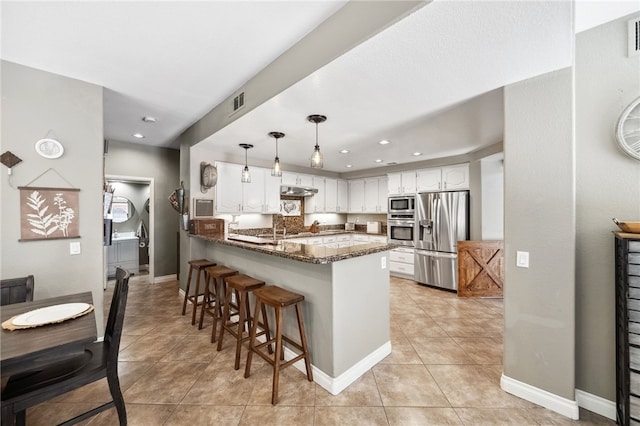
xmin=629 ymin=17 xmax=640 ymax=57
xmin=232 ymin=90 xmax=245 ymax=112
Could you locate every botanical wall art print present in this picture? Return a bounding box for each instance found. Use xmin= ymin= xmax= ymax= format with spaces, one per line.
xmin=19 ymin=187 xmax=80 ymax=241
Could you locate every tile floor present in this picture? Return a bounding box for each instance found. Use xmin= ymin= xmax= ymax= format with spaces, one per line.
xmin=26 ymin=275 xmax=614 ymax=425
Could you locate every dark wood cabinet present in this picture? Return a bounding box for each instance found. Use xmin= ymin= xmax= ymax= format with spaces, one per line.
xmin=615 ymin=232 xmax=640 ymax=425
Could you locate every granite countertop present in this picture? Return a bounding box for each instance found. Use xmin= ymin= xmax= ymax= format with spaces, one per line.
xmin=192 ymin=234 xmax=395 ymax=264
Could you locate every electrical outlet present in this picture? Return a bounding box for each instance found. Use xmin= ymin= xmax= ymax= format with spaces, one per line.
xmin=69 ymin=241 xmax=81 ymax=255
xmin=381 ymin=256 xmax=387 ymax=269
xmin=516 ymin=251 xmax=529 ymax=268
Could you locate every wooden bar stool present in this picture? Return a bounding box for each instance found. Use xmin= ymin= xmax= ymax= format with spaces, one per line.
xmin=217 ymin=274 xmax=271 ymax=370
xmin=181 ymin=259 xmax=216 ymax=325
xmin=244 ymin=285 xmax=313 ymax=405
xmin=198 ymin=265 xmax=239 ymax=342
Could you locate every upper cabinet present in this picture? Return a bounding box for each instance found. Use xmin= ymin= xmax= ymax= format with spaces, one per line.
xmin=349 ymin=176 xmax=387 ymax=213
xmin=324 ymin=178 xmax=338 ymax=213
xmin=336 ymin=179 xmax=348 ymax=213
xmin=348 ymin=179 xmax=365 ymax=213
xmin=216 ymin=162 xmax=281 ymax=214
xmin=306 ymin=176 xmax=325 ymax=214
xmin=282 ymin=171 xmax=313 ymax=187
xmin=441 ymin=164 xmax=469 ymax=190
xmin=416 ymin=163 xmax=469 ymax=192
xmin=388 ymin=171 xmax=416 ymax=195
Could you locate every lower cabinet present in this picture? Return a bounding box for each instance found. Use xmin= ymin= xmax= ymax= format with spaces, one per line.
xmin=616 ymin=233 xmax=640 ymax=425
xmin=390 ymin=247 xmax=415 ymax=279
xmin=107 ymin=239 xmax=139 ymax=277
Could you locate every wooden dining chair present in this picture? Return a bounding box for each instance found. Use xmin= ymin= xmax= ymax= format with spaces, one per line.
xmin=1 ymin=267 xmax=130 ymax=426
xmin=0 ymin=275 xmax=34 ymax=306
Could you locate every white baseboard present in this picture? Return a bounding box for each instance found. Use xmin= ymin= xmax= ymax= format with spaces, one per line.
xmin=154 ymin=274 xmax=177 ymax=283
xmin=501 ymin=373 xmax=579 ymax=420
xmin=281 ymin=341 xmax=392 ymax=395
xmin=575 ymin=389 xmax=616 ymax=421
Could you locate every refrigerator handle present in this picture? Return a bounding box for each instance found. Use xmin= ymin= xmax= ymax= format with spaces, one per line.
xmin=433 ymin=197 xmax=440 ymax=249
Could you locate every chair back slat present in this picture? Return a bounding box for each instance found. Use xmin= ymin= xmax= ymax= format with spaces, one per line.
xmin=0 ymin=275 xmax=34 ymax=306
xmin=105 ymin=268 xmax=129 ymax=355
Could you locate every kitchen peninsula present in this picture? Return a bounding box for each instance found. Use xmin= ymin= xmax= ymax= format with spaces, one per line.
xmin=189 ymin=232 xmax=394 ymax=395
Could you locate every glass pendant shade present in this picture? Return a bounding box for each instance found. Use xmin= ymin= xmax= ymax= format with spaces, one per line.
xmin=271 ymin=157 xmax=282 ymax=177
xmin=268 ymin=131 xmax=285 ymax=177
xmin=307 ymin=115 xmax=326 ymax=169
xmin=311 ymin=145 xmax=323 ymax=168
xmin=239 ymin=143 xmax=253 ymax=183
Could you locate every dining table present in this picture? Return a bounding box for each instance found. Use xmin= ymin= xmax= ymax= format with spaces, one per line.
xmin=1 ymin=291 xmax=98 ymax=390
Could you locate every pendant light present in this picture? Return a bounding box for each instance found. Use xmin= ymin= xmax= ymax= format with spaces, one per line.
xmin=268 ymin=131 xmax=285 ymax=177
xmin=239 ymin=143 xmax=253 ymax=183
xmin=307 ymin=114 xmax=326 ymax=169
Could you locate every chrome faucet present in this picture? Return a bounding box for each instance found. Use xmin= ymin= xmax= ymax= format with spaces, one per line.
xmin=273 ymin=213 xmax=286 ymax=240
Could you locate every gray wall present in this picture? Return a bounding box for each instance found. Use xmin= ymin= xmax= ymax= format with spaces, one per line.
xmin=105 ymin=141 xmax=180 ymax=277
xmin=575 ymin=13 xmax=640 ymax=399
xmin=503 ymin=67 xmax=575 ymax=399
xmin=1 ymin=61 xmax=106 ymax=331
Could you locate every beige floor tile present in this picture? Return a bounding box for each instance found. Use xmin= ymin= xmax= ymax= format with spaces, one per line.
xmin=314 ymin=406 xmax=388 ymax=426
xmin=180 ymin=362 xmax=262 ymax=405
xmin=123 ymin=362 xmax=207 ymax=404
xmin=373 ymin=364 xmax=450 ymax=407
xmin=248 ymin=365 xmax=316 ymax=405
xmin=315 ymin=371 xmax=383 ymax=406
xmin=453 ymin=337 xmax=503 ymax=364
xmin=427 ymin=364 xmax=534 ymax=409
xmin=385 ymin=407 xmax=463 ymax=425
xmin=393 ymin=314 xmax=449 ymax=338
xmin=454 ymin=407 xmax=539 ymax=425
xmin=433 ymin=317 xmax=488 ymax=338
xmin=26 ymin=402 xmax=96 ymax=425
xmin=89 ymin=403 xmax=176 ymax=426
xmin=411 ymin=336 xmax=476 ymax=365
xmin=239 ymin=405 xmax=314 ymax=425
xmin=160 ymin=333 xmax=220 ymax=363
xmin=525 ymin=407 xmax=616 ymax=425
xmin=378 ymin=341 xmax=424 ymax=364
xmin=118 ymin=334 xmax=185 ymax=361
xmin=165 ymin=405 xmax=245 ymax=426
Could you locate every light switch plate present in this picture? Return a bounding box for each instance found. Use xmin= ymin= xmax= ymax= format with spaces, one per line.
xmin=69 ymin=241 xmax=81 ymax=255
xmin=516 ymin=251 xmax=529 ymax=268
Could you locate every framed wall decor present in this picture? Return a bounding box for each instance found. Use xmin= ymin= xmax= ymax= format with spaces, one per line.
xmin=280 ymin=199 xmax=301 ymax=216
xmin=19 ymin=187 xmax=80 ymax=241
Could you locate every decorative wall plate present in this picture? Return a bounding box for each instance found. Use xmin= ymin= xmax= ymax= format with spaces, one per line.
xmin=35 ymin=138 xmax=64 ymax=159
xmin=616 ymin=96 xmax=640 ymax=161
xmin=200 ymin=162 xmax=217 ymax=193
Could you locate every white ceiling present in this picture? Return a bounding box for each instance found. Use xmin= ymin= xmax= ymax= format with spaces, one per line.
xmin=2 ymin=1 xmax=639 ymax=173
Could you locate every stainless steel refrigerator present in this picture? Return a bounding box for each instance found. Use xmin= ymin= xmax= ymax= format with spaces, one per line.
xmin=415 ymin=190 xmax=469 ymax=290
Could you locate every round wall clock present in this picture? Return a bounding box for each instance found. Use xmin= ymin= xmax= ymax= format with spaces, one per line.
xmin=200 ymin=162 xmax=217 ymax=193
xmin=35 ymin=138 xmax=64 ymax=159
xmin=616 ymin=96 xmax=640 ymax=161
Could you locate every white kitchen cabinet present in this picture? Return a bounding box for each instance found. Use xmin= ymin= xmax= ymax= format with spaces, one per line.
xmin=364 ymin=177 xmax=387 ymax=213
xmin=306 ymin=237 xmax=324 ymax=245
xmin=390 ymin=247 xmax=415 ymax=278
xmin=369 ymin=235 xmax=388 ymax=243
xmin=216 ymin=162 xmax=281 ymax=214
xmin=324 ymin=178 xmax=337 ymax=213
xmin=107 ymin=239 xmax=139 ymax=277
xmin=282 ymin=172 xmax=313 ymax=187
xmin=348 ymin=179 xmax=365 ymax=213
xmin=336 ymin=179 xmax=348 ymax=213
xmin=263 ymin=172 xmax=282 ymax=213
xmin=215 ymin=162 xmax=243 ymax=213
xmin=378 ymin=176 xmax=388 ymax=213
xmin=442 ymin=164 xmax=469 ymax=190
xmin=352 ymin=234 xmax=370 ymax=245
xmin=306 ymin=176 xmax=325 ymax=214
xmin=388 ymin=172 xmax=416 ymax=195
xmin=416 ymin=164 xmax=469 ymax=192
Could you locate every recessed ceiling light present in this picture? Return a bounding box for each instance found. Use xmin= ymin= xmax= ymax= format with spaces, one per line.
xmin=133 ymin=133 xmax=145 ymax=139
xmin=379 ymin=140 xmax=391 ymax=145
xmin=339 ymin=149 xmax=350 ymax=154
xmin=346 ymin=164 xmax=353 ymax=168
xmin=374 ymin=159 xmax=383 ymax=163
xmin=412 ymin=152 xmax=422 ymax=156
xmin=142 ymin=116 xmax=157 ymax=123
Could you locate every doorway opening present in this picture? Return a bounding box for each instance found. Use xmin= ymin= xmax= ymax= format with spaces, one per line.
xmin=105 ymin=175 xmax=155 ymax=287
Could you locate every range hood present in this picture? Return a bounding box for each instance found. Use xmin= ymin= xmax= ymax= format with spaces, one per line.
xmin=280 ymin=185 xmax=318 ymax=197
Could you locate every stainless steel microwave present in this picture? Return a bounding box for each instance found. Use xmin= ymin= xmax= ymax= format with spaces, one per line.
xmin=388 ymin=196 xmax=415 ymax=214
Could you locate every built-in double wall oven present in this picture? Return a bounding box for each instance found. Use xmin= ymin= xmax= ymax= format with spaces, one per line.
xmin=387 ymin=196 xmax=416 ymax=246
